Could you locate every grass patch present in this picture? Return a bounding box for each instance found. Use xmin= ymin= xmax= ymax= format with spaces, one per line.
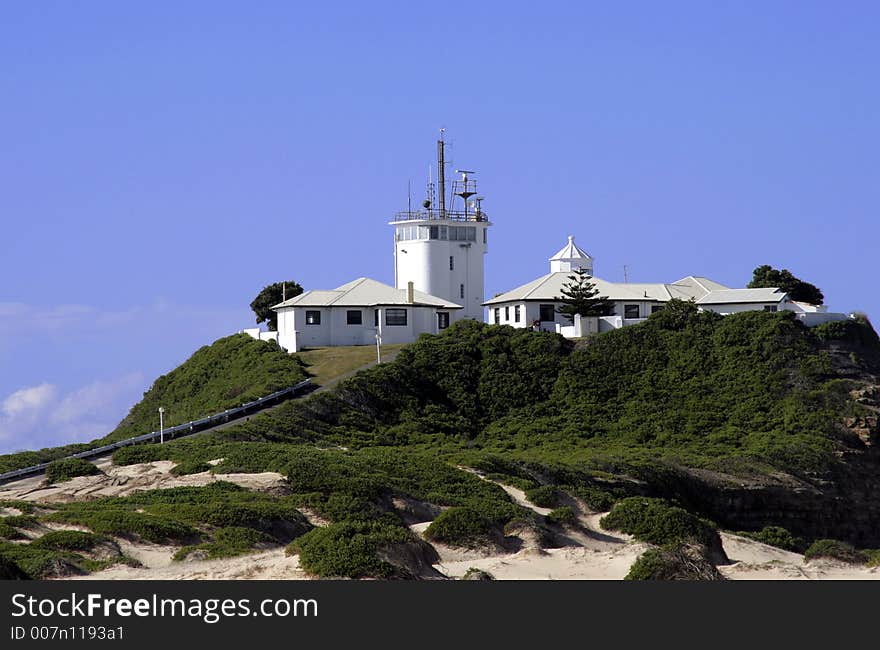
xmin=297 ymin=344 xmax=406 ymax=387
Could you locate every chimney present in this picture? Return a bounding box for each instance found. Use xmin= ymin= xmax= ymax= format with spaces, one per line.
xmin=407 ymin=281 xmax=414 ymax=304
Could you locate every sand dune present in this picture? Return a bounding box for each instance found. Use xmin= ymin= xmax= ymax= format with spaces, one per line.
xmin=4 ymin=459 xmax=880 ymax=580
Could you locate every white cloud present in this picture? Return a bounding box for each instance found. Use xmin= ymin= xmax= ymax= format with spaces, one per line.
xmin=0 ymin=374 xmax=146 ymax=453
xmin=2 ymin=383 xmax=57 ymax=417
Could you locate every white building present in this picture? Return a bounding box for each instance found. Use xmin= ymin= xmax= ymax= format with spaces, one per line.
xmin=252 ymin=277 xmax=460 ymax=353
xmin=389 ymin=138 xmax=490 ymax=321
xmin=484 ymin=235 xmax=848 ymax=336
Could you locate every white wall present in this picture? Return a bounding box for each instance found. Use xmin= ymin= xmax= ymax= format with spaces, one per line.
xmin=275 ymin=305 xmax=451 ymax=352
xmin=393 ymin=219 xmax=489 ymax=321
xmin=700 ymin=303 xmax=781 ymax=315
xmin=486 ymin=299 xmax=663 ymax=332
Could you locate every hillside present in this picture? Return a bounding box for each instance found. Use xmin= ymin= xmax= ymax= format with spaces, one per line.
xmin=0 ymin=334 xmax=307 ymax=474
xmin=2 ymin=302 xmax=880 ymax=580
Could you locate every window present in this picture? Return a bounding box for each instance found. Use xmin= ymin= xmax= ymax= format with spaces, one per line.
xmin=439 ymin=225 xmax=448 ymax=240
xmin=651 ymin=305 xmax=664 ymax=314
xmin=449 ymin=256 xmax=454 ymax=271
xmin=460 ymin=284 xmax=465 ymax=299
xmin=514 ymin=305 xmax=521 ymax=323
xmin=539 ymin=304 xmax=555 ymax=322
xmin=494 ymin=308 xmax=500 ymax=324
xmin=346 ymin=310 xmax=362 ymax=325
xmin=438 ymin=312 xmax=450 ymax=330
xmin=763 ymin=305 xmax=778 ymax=312
xmin=385 ymin=308 xmax=407 ymax=326
xmin=449 ymin=226 xmax=476 ymax=241
xmin=483 ymin=229 xmax=487 ymax=244
xmin=374 ymin=309 xmax=379 ymax=326
xmin=624 ymin=305 xmax=640 ymax=319
xmin=504 ymin=306 xmax=510 ymax=321
xmin=305 ymin=310 xmax=321 ymax=325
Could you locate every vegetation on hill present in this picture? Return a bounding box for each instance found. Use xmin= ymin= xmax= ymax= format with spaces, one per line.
xmin=105 ymin=334 xmax=307 ymax=442
xmin=45 ymin=458 xmax=102 ymax=484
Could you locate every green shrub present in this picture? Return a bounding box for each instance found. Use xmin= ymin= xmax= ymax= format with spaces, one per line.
xmin=174 ymin=527 xmax=273 ymax=561
xmin=2 ymin=515 xmax=37 ymax=529
xmin=49 ymin=510 xmax=196 ymax=544
xmin=30 ymin=531 xmax=108 ymax=552
xmin=626 ymin=544 xmax=724 ymax=580
xmin=804 ymin=539 xmax=868 ymax=564
xmin=738 ymin=526 xmax=805 ymax=553
xmin=425 ymin=507 xmax=495 ymax=547
xmin=461 ymin=567 xmax=495 ymax=581
xmin=813 ymin=319 xmax=879 ymax=348
xmin=600 ymin=497 xmax=720 ymax=550
xmin=45 ymin=458 xmax=102 ymax=484
xmin=0 ymin=522 xmax=25 ymax=540
xmin=289 ymin=521 xmax=418 ymax=578
xmin=546 ymin=506 xmax=576 ymax=526
xmin=112 ymin=445 xmax=169 ymax=466
xmin=170 ymin=460 xmax=212 ymax=476
xmin=569 ymin=486 xmax=617 ymax=512
xmin=0 ymin=501 xmax=36 ymax=514
xmin=0 ymin=555 xmax=28 ymax=580
xmin=864 ymin=549 xmax=880 ymax=567
xmin=524 ymin=485 xmax=560 ymax=508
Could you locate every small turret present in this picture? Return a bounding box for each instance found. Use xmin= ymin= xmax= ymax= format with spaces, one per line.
xmin=550 ymin=235 xmax=593 ymax=274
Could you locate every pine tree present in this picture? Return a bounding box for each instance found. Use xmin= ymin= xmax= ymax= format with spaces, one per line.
xmin=555 ymin=269 xmax=614 ymax=323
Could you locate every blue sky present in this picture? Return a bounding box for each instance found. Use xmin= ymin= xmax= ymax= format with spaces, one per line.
xmin=1 ymin=2 xmax=878 ymax=453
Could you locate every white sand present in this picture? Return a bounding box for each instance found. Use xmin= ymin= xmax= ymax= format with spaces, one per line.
xmin=0 ymin=461 xmax=287 ymax=503
xmin=66 ymin=547 xmax=311 ymax=581
xmin=720 ymin=532 xmax=880 ymax=580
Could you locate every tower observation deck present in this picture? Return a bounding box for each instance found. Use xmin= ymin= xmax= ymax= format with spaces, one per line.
xmin=389 ymin=135 xmax=491 ymax=321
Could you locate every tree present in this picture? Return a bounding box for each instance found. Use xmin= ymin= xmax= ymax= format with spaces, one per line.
xmin=555 ymin=269 xmax=614 ymax=323
xmin=250 ymin=281 xmax=303 ymax=331
xmin=747 ymin=265 xmax=824 ymax=305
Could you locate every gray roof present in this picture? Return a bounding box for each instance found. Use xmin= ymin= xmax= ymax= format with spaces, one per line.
xmin=484 ymin=273 xmax=739 ymax=306
xmin=273 ymin=277 xmax=462 ymax=310
xmin=696 ymin=288 xmax=787 ymax=305
xmin=484 ymin=273 xmax=670 ymax=305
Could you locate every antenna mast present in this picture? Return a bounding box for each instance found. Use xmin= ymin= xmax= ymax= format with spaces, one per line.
xmin=437 ymin=129 xmax=446 ymax=218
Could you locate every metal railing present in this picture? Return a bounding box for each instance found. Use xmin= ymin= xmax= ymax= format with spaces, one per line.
xmin=0 ymin=379 xmax=312 ymax=486
xmin=391 ymin=209 xmax=488 ymax=223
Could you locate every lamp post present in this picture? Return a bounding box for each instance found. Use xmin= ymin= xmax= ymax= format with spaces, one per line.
xmin=158 ymin=407 xmax=165 ymax=444
xmin=375 ymin=332 xmax=382 ymax=364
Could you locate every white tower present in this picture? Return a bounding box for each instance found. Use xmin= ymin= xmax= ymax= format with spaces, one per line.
xmin=389 ymin=137 xmax=491 ymax=321
xmin=549 ymin=235 xmax=593 ymax=274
